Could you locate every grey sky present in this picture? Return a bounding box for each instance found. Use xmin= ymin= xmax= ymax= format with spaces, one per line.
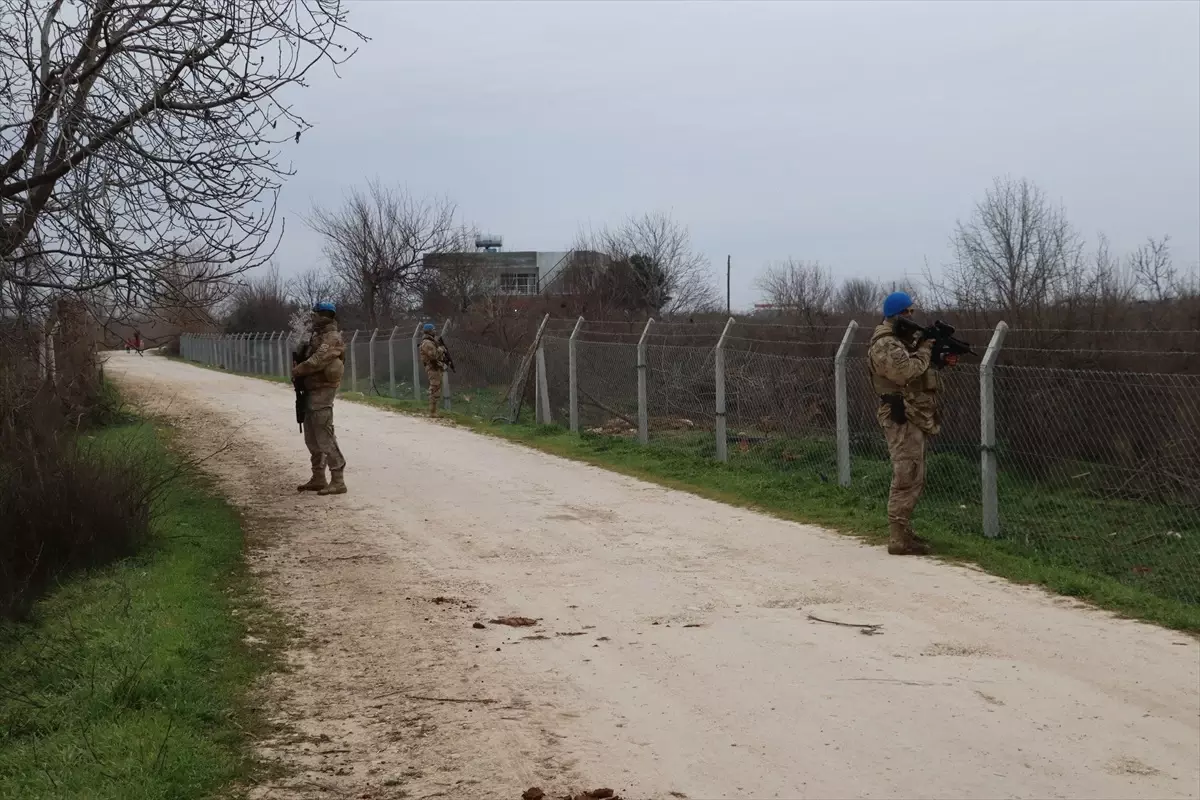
xmin=273 ymin=0 xmax=1200 ymax=311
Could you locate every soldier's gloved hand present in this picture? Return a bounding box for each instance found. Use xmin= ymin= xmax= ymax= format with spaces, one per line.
xmin=918 ymin=338 xmax=934 ymax=352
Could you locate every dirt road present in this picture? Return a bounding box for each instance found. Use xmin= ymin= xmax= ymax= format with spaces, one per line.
xmin=109 ymin=353 xmax=1199 ymax=800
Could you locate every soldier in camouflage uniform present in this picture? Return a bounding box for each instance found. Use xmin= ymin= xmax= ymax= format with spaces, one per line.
xmin=292 ymin=302 xmax=348 ymax=495
xmin=417 ymin=323 xmax=448 ymax=417
xmin=867 ymin=292 xmax=959 ymax=555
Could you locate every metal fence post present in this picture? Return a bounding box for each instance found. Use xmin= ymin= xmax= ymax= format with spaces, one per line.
xmin=835 ymin=320 xmax=859 ymax=487
xmin=637 ymin=318 xmax=655 ymax=444
xmin=368 ymin=328 xmax=378 ymax=394
xmin=348 ymin=331 xmax=359 ymax=391
xmin=568 ymin=316 xmax=585 ymax=433
xmin=411 ymin=323 xmax=423 ymax=401
xmin=441 ymin=319 xmax=453 ymax=410
xmin=715 ymin=317 xmax=736 ymax=462
xmin=280 ymin=332 xmax=289 ymax=378
xmin=387 ymin=326 xmax=398 ymax=397
xmin=981 ymin=321 xmax=1009 ymax=539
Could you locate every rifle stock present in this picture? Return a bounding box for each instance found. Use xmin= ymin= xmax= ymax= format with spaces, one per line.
xmin=291 ymin=352 xmax=308 ymax=433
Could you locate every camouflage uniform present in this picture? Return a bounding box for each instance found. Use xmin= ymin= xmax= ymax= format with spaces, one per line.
xmin=293 ymin=317 xmax=347 ymax=494
xmin=418 ymin=333 xmax=448 ymax=416
xmin=867 ymin=322 xmax=938 ymax=554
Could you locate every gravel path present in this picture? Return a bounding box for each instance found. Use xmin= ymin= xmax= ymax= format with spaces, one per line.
xmin=111 ymin=353 xmax=1200 ymax=800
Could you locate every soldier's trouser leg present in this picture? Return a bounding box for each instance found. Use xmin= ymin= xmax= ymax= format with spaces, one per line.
xmin=883 ymin=421 xmax=927 ymax=553
xmin=304 ymin=406 xmax=346 ymax=495
xmin=298 ymin=412 xmax=328 ymax=491
xmin=304 ymin=414 xmax=326 ymax=471
xmin=426 ymin=370 xmax=442 ymax=416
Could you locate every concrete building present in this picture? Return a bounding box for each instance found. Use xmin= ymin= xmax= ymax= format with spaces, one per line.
xmin=423 ymin=236 xmax=602 ymax=296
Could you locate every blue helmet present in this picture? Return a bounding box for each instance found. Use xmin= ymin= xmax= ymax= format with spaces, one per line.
xmin=882 ymin=292 xmax=913 ymax=319
xmin=423 ymin=323 xmax=434 ymax=331
xmin=313 ymin=301 xmax=336 ymax=314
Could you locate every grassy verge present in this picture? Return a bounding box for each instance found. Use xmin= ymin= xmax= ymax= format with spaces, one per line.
xmin=0 ymin=420 xmax=285 ymax=800
xmin=178 ymin=358 xmax=1200 ymax=632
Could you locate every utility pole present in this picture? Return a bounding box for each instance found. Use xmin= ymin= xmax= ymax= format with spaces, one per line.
xmin=726 ymin=254 xmax=731 ymax=316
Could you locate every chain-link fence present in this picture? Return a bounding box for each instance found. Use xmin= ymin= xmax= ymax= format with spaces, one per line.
xmin=180 ymin=319 xmax=1200 ymax=606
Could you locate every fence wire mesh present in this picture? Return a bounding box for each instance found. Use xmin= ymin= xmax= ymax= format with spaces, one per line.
xmin=724 ymin=349 xmax=837 ymax=477
xmin=573 ymin=339 xmax=639 ymax=434
xmin=181 ymin=324 xmax=1200 ymax=606
xmin=993 ymin=366 xmax=1200 ymax=603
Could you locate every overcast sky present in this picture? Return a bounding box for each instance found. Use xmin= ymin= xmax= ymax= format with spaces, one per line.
xmin=272 ymin=0 xmax=1200 ymax=311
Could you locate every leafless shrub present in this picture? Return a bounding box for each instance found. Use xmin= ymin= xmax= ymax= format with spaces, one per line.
xmin=754 ymin=259 xmax=835 ymax=324
xmin=835 ymin=277 xmax=885 ymax=316
xmin=1130 ymin=235 xmax=1177 ymax=303
xmin=223 ymin=264 xmax=296 ymax=332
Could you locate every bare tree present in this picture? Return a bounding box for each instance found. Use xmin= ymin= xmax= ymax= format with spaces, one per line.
xmin=754 ymin=259 xmax=835 ymax=322
xmin=946 ymin=176 xmax=1085 ymax=321
xmin=223 ymin=264 xmax=295 ymax=332
xmin=306 ymin=181 xmax=463 ymax=327
xmin=422 ymin=252 xmax=501 ymax=315
xmin=1129 ymin=235 xmax=1176 ymax=302
xmin=0 ymin=0 xmax=362 ymax=316
xmin=571 ymin=212 xmax=719 ymax=315
xmin=836 ymin=277 xmax=884 ymax=316
xmin=292 ymin=266 xmax=343 ymax=313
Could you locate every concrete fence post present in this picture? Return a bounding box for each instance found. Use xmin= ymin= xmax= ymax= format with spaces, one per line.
xmin=411 ymin=323 xmax=423 ymax=401
xmin=387 ymin=326 xmax=398 ymax=397
xmin=834 ymin=320 xmax=859 ymax=487
xmin=535 ymin=336 xmax=551 ymax=424
xmin=981 ymin=321 xmax=1009 ymax=539
xmin=348 ymin=331 xmax=359 ymax=391
xmin=441 ymin=319 xmax=453 ymax=410
xmin=715 ymin=317 xmax=736 ymax=462
xmin=368 ymin=328 xmax=378 ymax=394
xmin=568 ymin=316 xmax=585 ymax=433
xmin=637 ymin=318 xmax=655 ymax=444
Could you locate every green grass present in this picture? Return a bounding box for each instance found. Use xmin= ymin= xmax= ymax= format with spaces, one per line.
xmin=177 ymin=357 xmax=1200 ymax=632
xmin=0 ymin=421 xmax=286 ymax=800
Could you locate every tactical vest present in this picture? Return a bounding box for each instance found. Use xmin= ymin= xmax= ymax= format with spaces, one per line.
xmin=868 ymin=327 xmax=939 ymax=396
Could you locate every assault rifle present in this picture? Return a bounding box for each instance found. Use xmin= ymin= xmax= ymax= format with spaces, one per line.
xmin=895 ymin=318 xmax=975 ymax=367
xmin=436 ymin=335 xmax=455 ymax=372
xmin=291 ymin=351 xmax=308 ymax=433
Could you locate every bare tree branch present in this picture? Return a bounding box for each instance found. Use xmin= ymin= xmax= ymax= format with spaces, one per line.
xmin=568 ymin=211 xmax=718 ymax=316
xmin=754 ymin=259 xmax=835 ymax=323
xmin=1129 ymin=235 xmax=1176 ymax=303
xmin=944 ymin=176 xmax=1085 ymax=322
xmin=0 ymin=0 xmax=365 ymax=311
xmin=305 ymin=180 xmax=464 ymax=327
